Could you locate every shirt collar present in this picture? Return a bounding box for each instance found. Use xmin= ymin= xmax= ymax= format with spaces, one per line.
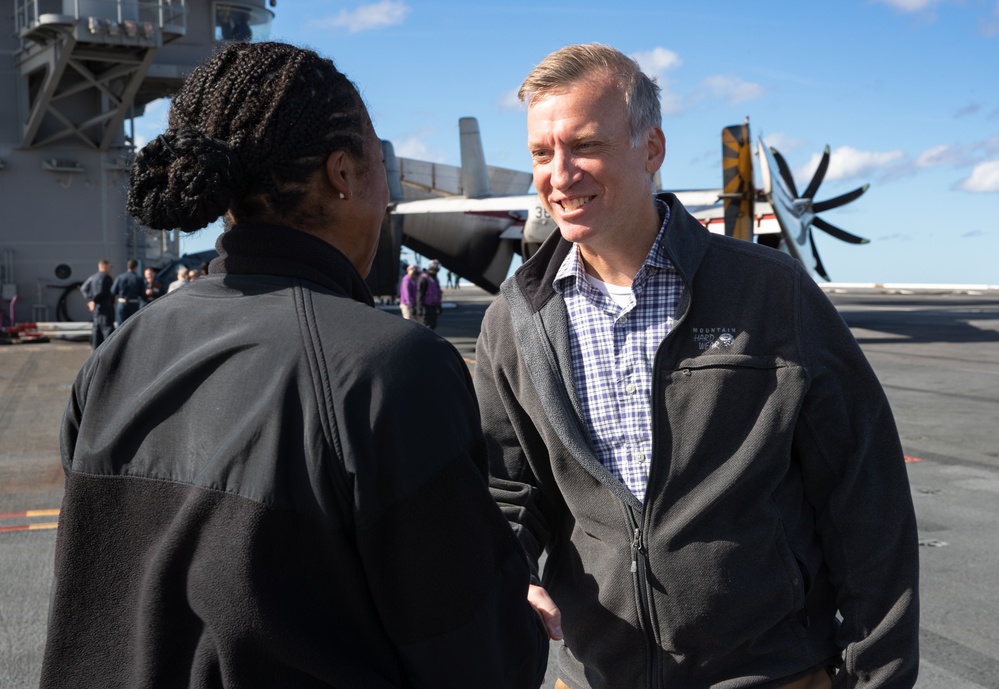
xmin=553 ymin=198 xmax=672 ymax=294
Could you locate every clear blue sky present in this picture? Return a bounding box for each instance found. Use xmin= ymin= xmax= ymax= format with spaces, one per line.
xmin=140 ymin=0 xmax=999 ymax=285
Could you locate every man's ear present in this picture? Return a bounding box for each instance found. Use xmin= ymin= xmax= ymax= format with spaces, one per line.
xmin=645 ymin=127 xmax=666 ymax=173
xmin=325 ymin=150 xmax=352 ymax=200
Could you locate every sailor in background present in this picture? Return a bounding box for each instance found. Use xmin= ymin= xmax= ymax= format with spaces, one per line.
xmin=110 ymin=259 xmax=145 ymax=325
xmin=79 ymin=259 xmax=114 ymax=349
xmin=416 ymin=259 xmax=443 ymax=329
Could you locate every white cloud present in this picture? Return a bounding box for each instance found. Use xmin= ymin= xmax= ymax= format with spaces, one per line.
xmin=496 ymin=88 xmax=522 ymax=112
xmin=909 ymin=138 xmax=999 ymax=173
xmin=980 ymin=0 xmax=999 ymax=36
xmin=630 ymin=47 xmax=686 ymax=116
xmin=914 ymin=144 xmax=957 ymax=168
xmin=132 ymin=97 xmax=170 ymax=151
xmin=631 ymin=47 xmax=682 ymax=77
xmin=701 ymin=75 xmax=767 ymax=105
xmin=628 ymin=48 xmax=764 ymax=116
xmin=761 ymin=132 xmax=805 ymax=154
xmin=871 ymin=0 xmax=941 ymax=12
xmin=393 ymin=134 xmax=446 ymax=163
xmin=141 ymin=97 xmax=169 ymax=125
xmin=958 ymin=160 xmax=999 ymax=192
xmin=312 ymin=0 xmax=409 ymax=33
xmin=875 ymin=0 xmax=999 ymax=33
xmin=817 ymin=146 xmax=905 ymax=181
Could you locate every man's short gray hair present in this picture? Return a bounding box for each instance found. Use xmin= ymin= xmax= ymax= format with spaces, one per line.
xmin=519 ymin=43 xmax=662 ymax=147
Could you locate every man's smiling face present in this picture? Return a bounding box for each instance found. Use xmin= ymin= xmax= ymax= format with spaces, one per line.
xmin=527 ymin=71 xmax=663 ymax=256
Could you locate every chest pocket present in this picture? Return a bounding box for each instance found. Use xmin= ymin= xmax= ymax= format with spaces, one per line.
xmin=667 ymin=354 xmax=791 ymax=411
xmin=661 ymin=354 xmax=802 ymax=479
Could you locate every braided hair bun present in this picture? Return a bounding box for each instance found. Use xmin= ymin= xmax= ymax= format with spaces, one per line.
xmin=127 ymin=127 xmax=244 ymax=232
xmin=126 ymin=42 xmax=368 ymax=232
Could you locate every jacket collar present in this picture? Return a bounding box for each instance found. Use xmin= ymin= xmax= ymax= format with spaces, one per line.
xmin=209 ymin=223 xmax=375 ymax=307
xmin=512 ymin=193 xmax=710 ymax=314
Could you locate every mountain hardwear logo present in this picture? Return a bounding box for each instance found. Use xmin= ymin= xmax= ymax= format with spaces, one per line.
xmin=693 ymin=327 xmax=736 ymax=351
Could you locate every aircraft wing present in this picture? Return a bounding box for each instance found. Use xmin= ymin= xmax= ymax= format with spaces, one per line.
xmin=393 ymin=190 xmax=722 ymax=219
xmin=392 ymin=188 xmax=728 ymax=251
xmin=391 ymin=194 xmax=538 ymax=215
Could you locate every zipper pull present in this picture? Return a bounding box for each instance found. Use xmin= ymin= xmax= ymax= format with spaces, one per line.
xmin=630 ymin=527 xmax=641 ymax=573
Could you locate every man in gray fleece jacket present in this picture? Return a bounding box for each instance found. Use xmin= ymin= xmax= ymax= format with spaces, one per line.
xmin=474 ymin=43 xmax=919 ymax=689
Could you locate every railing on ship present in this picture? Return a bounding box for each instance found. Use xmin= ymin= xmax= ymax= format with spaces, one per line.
xmin=14 ymin=0 xmax=187 ymax=38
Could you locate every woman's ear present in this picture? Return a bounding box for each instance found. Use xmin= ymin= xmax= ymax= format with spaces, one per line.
xmin=325 ymin=150 xmax=351 ymax=200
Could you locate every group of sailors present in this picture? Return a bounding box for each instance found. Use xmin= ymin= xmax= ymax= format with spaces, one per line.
xmin=78 ymin=259 xmax=205 ymax=349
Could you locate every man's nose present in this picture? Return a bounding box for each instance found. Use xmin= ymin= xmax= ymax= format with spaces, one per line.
xmin=550 ymin=149 xmax=579 ymax=190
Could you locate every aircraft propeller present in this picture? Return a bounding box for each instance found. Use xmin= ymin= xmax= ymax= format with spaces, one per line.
xmin=762 ymin=143 xmax=870 ymax=281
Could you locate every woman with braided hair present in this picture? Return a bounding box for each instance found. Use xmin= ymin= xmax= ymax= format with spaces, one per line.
xmin=41 ymin=41 xmax=547 ymax=689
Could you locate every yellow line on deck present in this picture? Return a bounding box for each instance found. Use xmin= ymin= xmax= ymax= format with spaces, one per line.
xmin=0 ymin=508 xmax=60 ymax=520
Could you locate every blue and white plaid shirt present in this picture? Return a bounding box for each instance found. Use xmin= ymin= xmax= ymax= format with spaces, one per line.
xmin=554 ymin=200 xmax=682 ymax=502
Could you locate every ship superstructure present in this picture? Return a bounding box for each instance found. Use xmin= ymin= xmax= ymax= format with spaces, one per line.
xmin=1 ymin=1 xmax=274 ymax=324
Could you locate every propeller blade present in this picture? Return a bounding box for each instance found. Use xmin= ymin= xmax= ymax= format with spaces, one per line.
xmin=801 ymin=146 xmax=830 ymax=200
xmin=770 ymin=148 xmax=799 ymax=198
xmin=808 ymin=231 xmax=831 ymax=281
xmin=812 ymin=216 xmax=870 ymax=245
xmin=812 ymin=184 xmax=870 ymax=213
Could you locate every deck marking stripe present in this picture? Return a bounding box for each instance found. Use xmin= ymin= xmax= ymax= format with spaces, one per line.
xmin=0 ymin=522 xmax=59 ymax=533
xmin=0 ymin=508 xmax=60 ymax=520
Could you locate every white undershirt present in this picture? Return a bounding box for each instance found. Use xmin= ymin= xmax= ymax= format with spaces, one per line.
xmin=582 ymin=272 xmax=633 ymax=309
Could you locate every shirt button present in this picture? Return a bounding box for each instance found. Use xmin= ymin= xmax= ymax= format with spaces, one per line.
xmin=619 ymin=315 xmax=628 ymax=325
xmin=625 ymin=383 xmax=637 ymax=394
xmin=635 ymin=452 xmax=647 ymax=464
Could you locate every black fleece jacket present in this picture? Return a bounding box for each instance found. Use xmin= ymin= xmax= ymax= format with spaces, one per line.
xmin=41 ymin=224 xmax=547 ymax=689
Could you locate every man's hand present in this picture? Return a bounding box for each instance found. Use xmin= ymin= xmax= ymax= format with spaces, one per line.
xmin=528 ymin=584 xmax=563 ymax=640
xmin=87 ymin=301 xmax=95 ymax=312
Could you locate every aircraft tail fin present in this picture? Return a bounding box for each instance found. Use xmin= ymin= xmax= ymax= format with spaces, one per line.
xmin=459 ymin=117 xmax=492 ymax=199
xmin=382 ymin=139 xmax=405 ymax=202
xmin=375 ymin=119 xmax=533 ymax=294
xmin=721 ymin=121 xmax=755 ymax=241
xmin=364 ymin=139 xmax=405 ymax=296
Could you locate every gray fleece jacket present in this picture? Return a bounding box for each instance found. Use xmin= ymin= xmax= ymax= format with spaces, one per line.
xmin=474 ymin=194 xmax=919 ymax=689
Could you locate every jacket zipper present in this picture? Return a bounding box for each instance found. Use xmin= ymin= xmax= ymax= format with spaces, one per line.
xmin=627 ymin=506 xmax=662 ymax=689
xmin=631 ymin=285 xmax=690 ymax=689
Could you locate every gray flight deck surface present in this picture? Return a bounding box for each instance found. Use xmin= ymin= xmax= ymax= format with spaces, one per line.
xmin=2 ymin=286 xmax=998 ymax=689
